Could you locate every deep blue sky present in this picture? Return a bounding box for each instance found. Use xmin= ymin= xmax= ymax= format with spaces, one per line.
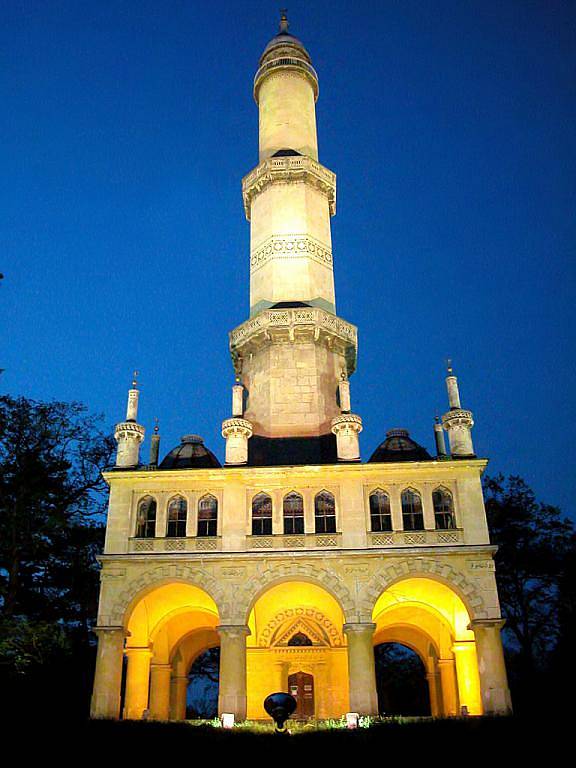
xmin=2 ymin=1 xmax=575 ymax=517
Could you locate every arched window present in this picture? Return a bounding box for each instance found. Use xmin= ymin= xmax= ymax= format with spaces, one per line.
xmin=135 ymin=495 xmax=156 ymax=538
xmin=252 ymin=493 xmax=272 ymax=536
xmin=197 ymin=494 xmax=218 ymax=537
xmin=283 ymin=492 xmax=304 ymax=535
xmin=288 ymin=632 xmax=313 ymax=647
xmin=401 ymin=489 xmax=424 ymax=531
xmin=369 ymin=489 xmax=392 ymax=532
xmin=314 ymin=491 xmax=336 ymax=534
xmin=167 ymin=496 xmax=187 ymax=538
xmin=433 ymin=488 xmax=456 ymax=530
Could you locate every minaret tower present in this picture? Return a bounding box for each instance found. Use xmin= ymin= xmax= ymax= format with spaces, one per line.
xmin=441 ymin=361 xmax=475 ymax=457
xmin=114 ymin=372 xmax=145 ymax=467
xmin=230 ymin=13 xmax=360 ymax=450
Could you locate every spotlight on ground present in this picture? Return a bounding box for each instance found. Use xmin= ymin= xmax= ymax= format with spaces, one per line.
xmin=264 ymin=692 xmax=297 ymax=734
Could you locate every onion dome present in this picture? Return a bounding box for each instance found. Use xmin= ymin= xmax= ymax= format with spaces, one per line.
xmin=368 ymin=429 xmax=431 ymax=463
xmin=159 ymin=435 xmax=221 ymax=470
xmin=254 ymin=11 xmax=318 ymax=102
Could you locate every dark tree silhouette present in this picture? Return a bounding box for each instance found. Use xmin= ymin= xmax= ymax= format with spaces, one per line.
xmin=483 ymin=474 xmax=575 ymax=708
xmin=0 ymin=395 xmax=113 ymax=713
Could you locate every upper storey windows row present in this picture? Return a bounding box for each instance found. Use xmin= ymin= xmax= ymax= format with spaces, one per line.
xmin=369 ymin=488 xmax=455 ymax=532
xmin=133 ymin=487 xmax=456 ymax=539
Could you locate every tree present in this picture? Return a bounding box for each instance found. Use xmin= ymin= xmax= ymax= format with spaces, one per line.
xmin=483 ymin=474 xmax=575 ymax=705
xmin=0 ymin=395 xmax=113 ymax=706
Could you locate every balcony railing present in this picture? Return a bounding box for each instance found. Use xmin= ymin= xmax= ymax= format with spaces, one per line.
xmin=247 ymin=533 xmax=342 ymax=550
xmin=130 ymin=537 xmax=221 ymax=553
xmin=368 ymin=529 xmax=464 ymax=547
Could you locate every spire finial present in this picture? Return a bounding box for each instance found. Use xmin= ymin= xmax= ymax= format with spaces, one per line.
xmin=132 ymin=370 xmax=139 ymax=388
xmin=446 ymin=358 xmax=453 ymax=375
xmin=154 ymin=417 xmax=159 ymax=434
xmin=279 ymin=9 xmax=289 ymax=33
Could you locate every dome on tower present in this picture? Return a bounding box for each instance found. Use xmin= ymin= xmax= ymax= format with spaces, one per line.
xmin=159 ymin=435 xmax=221 ymax=470
xmin=260 ymin=12 xmax=312 ymax=63
xmin=368 ymin=429 xmax=431 ymax=463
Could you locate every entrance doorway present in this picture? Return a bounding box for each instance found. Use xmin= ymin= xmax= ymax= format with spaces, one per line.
xmin=288 ymin=672 xmax=315 ymax=719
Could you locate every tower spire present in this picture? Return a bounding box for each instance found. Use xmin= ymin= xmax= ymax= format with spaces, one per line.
xmin=279 ymin=9 xmax=289 ymax=33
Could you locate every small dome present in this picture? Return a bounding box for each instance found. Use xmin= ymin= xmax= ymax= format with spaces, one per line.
xmin=369 ymin=429 xmax=431 ymax=463
xmin=159 ymin=434 xmax=221 ymax=470
xmin=261 ymin=31 xmax=310 ymax=62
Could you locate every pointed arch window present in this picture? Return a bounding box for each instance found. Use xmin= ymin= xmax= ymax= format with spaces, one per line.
xmin=433 ymin=488 xmax=456 ymax=530
xmin=401 ymin=489 xmax=424 ymax=531
xmin=283 ymin=492 xmax=304 ymax=535
xmin=166 ymin=496 xmax=187 ymax=538
xmin=135 ymin=495 xmax=156 ymax=538
xmin=369 ymin=489 xmax=392 ymax=532
xmin=314 ymin=491 xmax=336 ymax=534
xmin=197 ymin=494 xmax=218 ymax=537
xmin=252 ymin=493 xmax=272 ymax=536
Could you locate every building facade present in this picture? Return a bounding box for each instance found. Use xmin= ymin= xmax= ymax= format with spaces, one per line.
xmin=90 ymin=15 xmax=512 ymax=722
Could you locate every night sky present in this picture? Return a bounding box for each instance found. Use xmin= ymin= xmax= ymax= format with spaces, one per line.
xmin=2 ymin=1 xmax=574 ymax=518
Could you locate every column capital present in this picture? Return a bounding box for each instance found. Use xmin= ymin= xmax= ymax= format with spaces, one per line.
xmin=217 ymin=624 xmax=251 ymax=638
xmin=150 ymin=662 xmax=172 ymax=671
xmin=343 ymin=622 xmax=376 ymax=636
xmin=125 ymin=646 xmax=153 ymax=658
xmin=93 ymin=625 xmax=126 ymax=637
xmin=469 ymin=618 xmax=506 ymax=632
xmin=437 ymin=657 xmax=456 ymax=667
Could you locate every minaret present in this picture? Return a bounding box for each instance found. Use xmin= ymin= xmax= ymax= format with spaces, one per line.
xmin=149 ymin=418 xmax=161 ymax=466
xmin=222 ymin=379 xmax=253 ymax=465
xmin=433 ymin=415 xmax=448 ymax=458
xmin=114 ymin=372 xmax=145 ymax=467
xmin=441 ymin=361 xmax=475 ymax=457
xmin=230 ymin=13 xmax=359 ymax=442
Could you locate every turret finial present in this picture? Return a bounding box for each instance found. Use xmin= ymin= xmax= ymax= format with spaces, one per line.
xmin=154 ymin=417 xmax=159 ymax=434
xmin=446 ymin=358 xmax=453 ymax=375
xmin=279 ymin=9 xmax=289 ymax=33
xmin=132 ymin=370 xmax=139 ymax=388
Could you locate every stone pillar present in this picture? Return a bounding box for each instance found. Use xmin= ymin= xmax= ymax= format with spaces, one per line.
xmin=452 ymin=641 xmax=482 ymax=715
xmin=331 ymin=414 xmax=363 ymax=461
xmin=218 ymin=625 xmax=250 ymax=721
xmin=470 ymin=619 xmax=513 ymax=715
xmin=170 ymin=675 xmax=189 ymax=721
xmin=437 ymin=658 xmax=459 ymax=716
xmin=343 ymin=623 xmax=379 ymax=715
xmin=149 ymin=663 xmax=172 ymax=720
xmin=426 ymin=658 xmax=441 ymax=717
xmin=123 ymin=646 xmax=152 ymax=720
xmin=90 ymin=626 xmax=125 ymax=719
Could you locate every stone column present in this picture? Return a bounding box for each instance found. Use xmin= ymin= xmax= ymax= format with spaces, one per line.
xmin=425 ymin=658 xmax=441 ymax=717
xmin=437 ymin=658 xmax=459 ymax=716
xmin=123 ymin=646 xmax=152 ymax=720
xmin=170 ymin=675 xmax=189 ymax=721
xmin=90 ymin=626 xmax=125 ymax=719
xmin=218 ymin=625 xmax=250 ymax=721
xmin=149 ymin=663 xmax=172 ymax=720
xmin=343 ymin=623 xmax=379 ymax=715
xmin=452 ymin=641 xmax=482 ymax=715
xmin=470 ymin=619 xmax=513 ymax=715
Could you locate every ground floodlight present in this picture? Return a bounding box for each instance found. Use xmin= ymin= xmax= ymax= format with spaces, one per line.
xmin=221 ymin=713 xmax=235 ymax=728
xmin=263 ymin=692 xmax=297 ymax=734
xmin=346 ymin=712 xmax=359 ymax=729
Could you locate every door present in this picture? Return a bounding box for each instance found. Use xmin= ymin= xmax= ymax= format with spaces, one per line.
xmin=288 ymin=671 xmax=315 ymax=719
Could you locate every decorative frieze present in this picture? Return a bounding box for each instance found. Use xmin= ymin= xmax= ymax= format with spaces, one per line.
xmin=250 ymin=234 xmax=333 ymax=272
xmin=368 ymin=530 xmax=464 ymax=547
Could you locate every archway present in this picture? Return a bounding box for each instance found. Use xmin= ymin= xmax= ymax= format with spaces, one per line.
xmin=246 ymin=580 xmax=348 ymax=719
xmin=123 ymin=581 xmax=219 ymax=720
xmin=374 ymin=642 xmax=430 ymax=715
xmin=372 ymin=577 xmax=483 ymax=716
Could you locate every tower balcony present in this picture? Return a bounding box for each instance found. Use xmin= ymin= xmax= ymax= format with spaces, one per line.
xmin=242 ymin=155 xmax=336 ymax=220
xmin=229 ymin=305 xmax=358 ymax=377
